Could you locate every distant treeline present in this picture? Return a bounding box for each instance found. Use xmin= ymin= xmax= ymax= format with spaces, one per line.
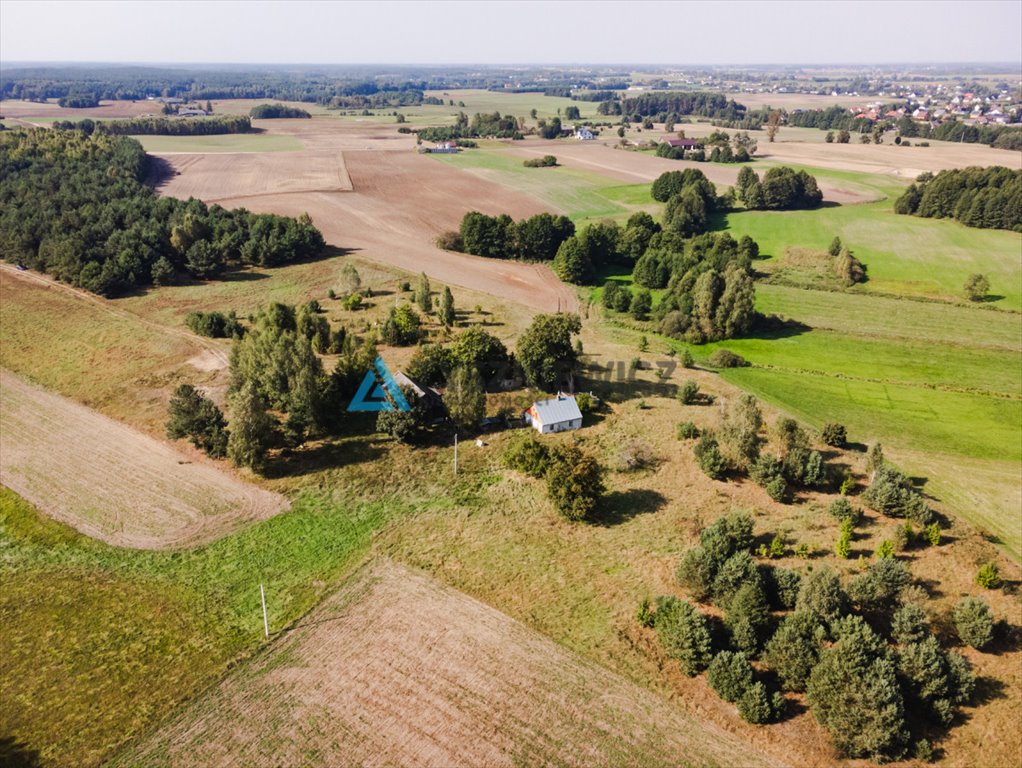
xmin=249 ymin=104 xmax=311 ymax=119
xmin=894 ymin=167 xmax=1022 ymax=232
xmin=51 ymin=115 xmax=253 ymax=136
xmin=598 ymin=92 xmax=747 ymax=122
xmin=0 ymin=129 xmax=325 ymax=296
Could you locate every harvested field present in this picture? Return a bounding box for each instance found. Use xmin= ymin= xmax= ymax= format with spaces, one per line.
xmin=0 ymin=369 xmax=287 ymax=549
xmin=507 ymin=139 xmax=878 ymax=205
xmin=115 ymin=559 xmax=782 ymax=768
xmin=158 ymin=125 xmax=578 ymax=313
xmin=0 ymin=98 xmax=162 ymax=120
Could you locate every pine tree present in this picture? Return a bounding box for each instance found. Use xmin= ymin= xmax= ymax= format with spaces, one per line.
xmin=438 ymin=285 xmax=456 ymax=327
xmin=417 ymin=272 xmax=432 ymax=313
xmin=227 ymin=382 xmax=277 ymax=471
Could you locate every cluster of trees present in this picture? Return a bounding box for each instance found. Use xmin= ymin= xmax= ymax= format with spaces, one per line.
xmin=784 ymin=105 xmax=876 ymax=133
xmin=417 ymin=111 xmax=522 ymax=142
xmin=664 ymin=510 xmax=985 ymax=760
xmin=735 ymin=166 xmax=824 ymax=210
xmin=51 ymin=115 xmax=253 ymax=136
xmin=654 ymin=130 xmax=756 ymax=163
xmin=249 ymin=104 xmax=311 ymax=119
xmin=925 ymin=121 xmax=1022 ymax=150
xmin=523 ymin=154 xmax=558 ymax=167
xmin=504 ymin=434 xmax=605 ymax=522
xmin=450 ymin=211 xmax=575 ymax=262
xmin=828 ymin=237 xmax=867 ymax=286
xmin=597 ymin=92 xmax=747 ymax=123
xmin=57 ymin=93 xmax=100 ymax=108
xmin=0 ymin=129 xmax=324 ymax=295
xmin=894 ymin=167 xmax=1022 ymax=232
xmin=184 ymin=309 xmax=245 ymax=339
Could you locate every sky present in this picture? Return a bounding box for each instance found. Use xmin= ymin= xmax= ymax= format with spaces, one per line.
xmin=1 ymin=0 xmax=1020 ymax=67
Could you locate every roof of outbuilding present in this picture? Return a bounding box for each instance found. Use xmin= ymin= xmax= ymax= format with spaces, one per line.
xmin=530 ymin=396 xmax=582 ymax=424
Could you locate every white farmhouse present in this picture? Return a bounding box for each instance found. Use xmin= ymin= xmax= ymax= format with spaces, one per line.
xmin=574 ymin=126 xmax=595 ymax=140
xmin=524 ymin=395 xmax=582 ymax=434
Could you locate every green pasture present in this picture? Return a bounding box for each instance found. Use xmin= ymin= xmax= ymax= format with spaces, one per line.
xmin=430 ymin=148 xmax=654 ymax=222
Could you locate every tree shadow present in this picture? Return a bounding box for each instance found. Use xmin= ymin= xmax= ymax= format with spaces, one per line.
xmin=591 ymin=488 xmax=667 ymax=527
xmin=0 ymin=737 xmax=41 ymax=768
xmin=263 ymin=436 xmax=385 ymax=478
xmin=748 ymin=315 xmax=812 ymax=340
xmin=978 ymin=294 xmax=1006 ymax=304
xmin=971 ymin=675 xmax=1008 ymax=706
xmin=220 ymin=269 xmax=270 ymax=282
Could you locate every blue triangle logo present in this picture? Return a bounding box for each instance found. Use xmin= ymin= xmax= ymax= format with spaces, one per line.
xmin=348 ymin=356 xmax=411 ymax=412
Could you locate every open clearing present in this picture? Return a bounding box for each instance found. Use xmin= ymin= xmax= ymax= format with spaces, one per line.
xmin=0 ymin=369 xmax=287 ymax=549
xmin=136 ymin=133 xmax=304 ymax=153
xmin=115 ymin=558 xmax=781 ymax=768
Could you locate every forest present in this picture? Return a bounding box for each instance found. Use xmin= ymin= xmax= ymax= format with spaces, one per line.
xmin=894 ymin=166 xmax=1022 ymax=231
xmin=51 ymin=115 xmax=254 ymax=136
xmin=598 ymin=92 xmax=747 ymax=122
xmin=0 ymin=129 xmax=325 ymax=296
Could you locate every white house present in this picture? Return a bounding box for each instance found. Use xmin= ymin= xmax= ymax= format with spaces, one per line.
xmin=574 ymin=127 xmax=595 ymax=140
xmin=524 ymin=395 xmax=582 ymax=434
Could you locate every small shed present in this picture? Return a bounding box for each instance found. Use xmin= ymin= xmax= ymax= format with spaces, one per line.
xmin=524 ymin=395 xmax=583 ymax=434
xmin=393 ymin=371 xmax=445 ymax=420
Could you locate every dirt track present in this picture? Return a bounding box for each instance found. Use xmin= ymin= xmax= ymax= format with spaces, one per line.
xmin=115 ymin=559 xmax=785 ymax=768
xmin=0 ymin=369 xmax=287 ymax=549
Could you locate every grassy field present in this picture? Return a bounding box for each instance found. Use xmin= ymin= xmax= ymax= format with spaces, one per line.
xmin=720 ymin=167 xmax=1022 ymax=310
xmin=430 ymin=148 xmax=655 ymax=222
xmin=0 ymin=486 xmax=391 ymax=767
xmin=134 ymin=133 xmax=304 ymax=153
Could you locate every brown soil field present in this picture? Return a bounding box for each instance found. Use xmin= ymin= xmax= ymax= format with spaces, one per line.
xmin=156 ymin=120 xmax=578 ymax=313
xmin=114 ymin=559 xmax=783 ymax=768
xmin=0 ymin=369 xmax=287 ymax=549
xmin=507 ymin=138 xmax=877 ymax=205
xmin=0 ymin=98 xmax=162 ymax=120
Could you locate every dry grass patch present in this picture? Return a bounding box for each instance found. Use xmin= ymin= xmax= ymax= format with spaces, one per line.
xmin=114 ymin=559 xmax=781 ymax=768
xmin=0 ymin=370 xmax=287 ymax=549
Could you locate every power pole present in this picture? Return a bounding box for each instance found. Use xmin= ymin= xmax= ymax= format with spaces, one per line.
xmin=260 ymin=584 xmax=269 ymax=639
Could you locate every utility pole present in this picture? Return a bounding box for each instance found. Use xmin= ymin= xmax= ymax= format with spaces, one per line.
xmin=260 ymin=584 xmax=269 ymax=639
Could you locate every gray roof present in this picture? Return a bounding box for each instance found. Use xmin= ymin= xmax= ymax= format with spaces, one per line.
xmin=530 ymin=396 xmax=582 ymax=424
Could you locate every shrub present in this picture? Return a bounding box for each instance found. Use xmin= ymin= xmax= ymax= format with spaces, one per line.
xmin=709 ymin=348 xmax=748 ymax=368
xmin=892 ymin=522 xmax=913 ymax=552
xmin=874 ymin=540 xmax=895 ymax=559
xmin=726 ymin=581 xmax=772 ymax=654
xmin=796 ymin=567 xmax=847 ymax=624
xmin=963 ymin=273 xmax=990 ymax=301
xmin=976 ymin=562 xmax=1001 ymax=589
xmin=679 ymin=379 xmax=701 ymax=405
xmin=712 ymin=551 xmax=760 ymax=610
xmin=769 ymin=535 xmax=784 ymax=558
xmin=693 ymin=433 xmax=727 ymax=479
xmin=863 ymin=465 xmax=932 ymax=525
xmin=343 ymin=293 xmax=363 ymax=311
xmin=677 ymin=421 xmax=700 ymax=440
xmin=707 ymin=650 xmax=754 ymax=702
xmin=849 ymin=557 xmax=912 ymax=613
xmin=954 ymin=597 xmax=994 ymax=649
xmin=166 ymin=384 xmax=229 ymax=458
xmin=765 ymin=611 xmax=825 ymax=692
xmin=737 ymin=682 xmax=775 ymax=724
xmin=185 ymin=309 xmax=244 ymax=339
xmin=676 ymin=546 xmax=715 ymax=602
xmin=835 ymin=530 xmax=851 ymax=559
xmin=636 ymin=598 xmax=655 ymax=628
xmin=762 ymin=566 xmax=801 ymax=610
xmin=545 ymin=444 xmax=605 ymax=521
xmin=765 ymin=476 xmax=788 ymax=503
xmin=828 ymin=498 xmax=861 ymax=524
xmin=914 ymin=739 xmax=934 ymax=763
xmin=839 ymin=472 xmax=855 ymax=495
xmin=925 ymin=523 xmax=941 ymax=547
xmin=806 ymin=616 xmax=910 ymax=761
xmin=681 ymin=348 xmax=695 ymax=368
xmin=523 ymin=154 xmax=558 ymax=167
xmin=750 ymin=453 xmax=783 ymax=487
xmin=653 ymin=596 xmax=713 ymax=675
xmin=897 ymin=635 xmax=976 ymax=727
xmin=619 ymin=440 xmax=656 ymax=471
xmin=820 ymin=422 xmax=847 ymax=447
xmin=503 ymin=433 xmax=551 ymax=477
xmin=891 ymin=603 xmax=931 ymax=646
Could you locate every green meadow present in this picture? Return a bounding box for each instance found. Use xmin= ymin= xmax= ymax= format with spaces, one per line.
xmin=430 ymin=148 xmax=655 ymax=222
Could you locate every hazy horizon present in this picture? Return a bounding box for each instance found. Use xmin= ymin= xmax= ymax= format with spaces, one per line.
xmin=2 ymin=0 xmax=1020 ymax=68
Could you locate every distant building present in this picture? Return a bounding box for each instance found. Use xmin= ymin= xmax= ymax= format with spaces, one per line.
xmin=177 ymin=108 xmax=208 ymax=117
xmin=431 ymin=141 xmax=460 ymax=153
xmin=574 ymin=127 xmax=595 ymax=140
xmin=524 ymin=395 xmax=582 ymax=434
xmin=661 ymin=137 xmax=699 ymax=149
